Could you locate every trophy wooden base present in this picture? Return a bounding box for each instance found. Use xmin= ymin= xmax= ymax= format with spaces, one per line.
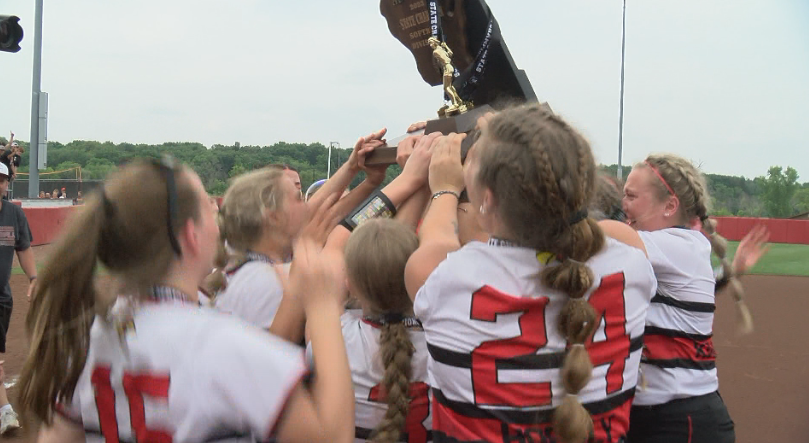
xmin=365 ymin=104 xmax=494 ymax=166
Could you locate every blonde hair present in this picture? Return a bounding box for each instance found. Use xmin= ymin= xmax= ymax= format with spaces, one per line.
xmin=344 ymin=219 xmax=419 ymax=443
xmin=19 ymin=159 xmax=203 ymax=423
xmin=206 ymin=167 xmax=288 ymax=294
xmin=637 ymin=155 xmax=752 ymax=334
xmin=478 ymin=103 xmax=603 ymax=442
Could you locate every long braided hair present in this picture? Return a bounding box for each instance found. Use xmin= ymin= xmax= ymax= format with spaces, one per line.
xmin=476 ymin=103 xmax=605 ymax=442
xmin=344 ymin=219 xmax=420 ymax=443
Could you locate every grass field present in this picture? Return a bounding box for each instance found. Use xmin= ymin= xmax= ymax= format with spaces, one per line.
xmin=717 ymin=241 xmax=809 ymax=277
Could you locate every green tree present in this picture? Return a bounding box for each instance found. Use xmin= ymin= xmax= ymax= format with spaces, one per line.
xmin=792 ymin=187 xmax=809 ymax=214
xmin=759 ymin=166 xmax=799 ymax=218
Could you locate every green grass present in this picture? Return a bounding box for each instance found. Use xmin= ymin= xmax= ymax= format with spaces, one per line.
xmin=714 ymin=241 xmax=809 ymax=277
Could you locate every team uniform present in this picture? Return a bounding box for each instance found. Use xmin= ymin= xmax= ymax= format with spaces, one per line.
xmin=214 ymin=252 xmax=291 ymax=329
xmin=333 ymin=310 xmax=432 ymax=443
xmin=414 ymin=239 xmax=656 ymax=443
xmin=629 ymin=229 xmax=735 ymax=443
xmin=57 ymin=287 xmax=307 ymax=443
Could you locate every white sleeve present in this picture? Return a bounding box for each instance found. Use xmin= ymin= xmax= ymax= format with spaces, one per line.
xmin=214 ymin=263 xmax=286 ymax=329
xmin=197 ymin=319 xmax=307 ymax=441
xmin=414 ymin=260 xmax=450 ymax=323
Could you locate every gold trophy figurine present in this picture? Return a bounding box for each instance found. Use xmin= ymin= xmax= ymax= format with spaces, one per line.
xmin=428 ymin=36 xmax=472 ymax=117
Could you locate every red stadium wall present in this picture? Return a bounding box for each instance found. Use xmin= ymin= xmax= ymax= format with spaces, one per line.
xmin=712 ymin=217 xmax=809 ymax=245
xmin=15 ymin=205 xmax=809 ymax=247
xmin=20 ymin=204 xmax=80 ymax=246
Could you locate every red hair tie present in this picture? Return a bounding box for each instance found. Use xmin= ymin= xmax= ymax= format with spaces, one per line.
xmin=644 ymin=161 xmax=675 ymax=196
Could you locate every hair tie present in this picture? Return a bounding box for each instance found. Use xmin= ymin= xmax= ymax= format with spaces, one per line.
xmin=382 ymin=313 xmax=404 ymax=324
xmin=700 ymin=214 xmax=709 ymax=222
xmin=568 ymin=209 xmax=588 ymax=226
xmin=566 ymin=258 xmax=585 ymax=266
xmin=571 ymin=343 xmax=586 ymax=350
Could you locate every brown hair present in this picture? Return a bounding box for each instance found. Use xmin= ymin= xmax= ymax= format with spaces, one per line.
xmin=637 ymin=155 xmax=752 ymax=333
xmin=344 ymin=219 xmax=419 ymax=443
xmin=591 ymin=171 xmax=625 ymax=222
xmin=18 ymin=159 xmax=203 ymax=424
xmin=476 ymin=103 xmax=604 ymax=442
xmin=205 ymin=167 xmax=287 ymax=294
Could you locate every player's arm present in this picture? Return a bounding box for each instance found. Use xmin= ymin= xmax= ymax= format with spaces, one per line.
xmin=598 ymin=220 xmax=647 ymax=256
xmin=405 ymin=134 xmax=464 ymax=299
xmin=37 ymin=415 xmax=86 ymax=443
xmin=307 ymin=128 xmax=386 ymax=211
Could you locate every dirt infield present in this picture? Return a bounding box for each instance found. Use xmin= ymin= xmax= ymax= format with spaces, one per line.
xmin=0 ymin=273 xmax=806 ymax=442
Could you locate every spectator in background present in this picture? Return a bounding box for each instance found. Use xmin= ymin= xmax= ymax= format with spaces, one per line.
xmin=0 ymin=135 xmax=23 ymax=181
xmin=59 ymin=188 xmax=66 ymax=199
xmin=0 ymin=162 xmax=36 ymax=433
xmin=51 ymin=189 xmax=59 ymax=199
xmin=38 ymin=191 xmax=44 ymax=199
xmin=44 ymin=193 xmax=50 ymax=199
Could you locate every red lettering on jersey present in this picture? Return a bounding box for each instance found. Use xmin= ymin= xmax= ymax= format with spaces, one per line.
xmin=122 ymin=372 xmax=173 ymax=443
xmin=91 ymin=366 xmax=173 ymax=443
xmin=470 ymin=285 xmax=551 ymax=407
xmin=585 ymin=272 xmax=630 ymax=395
xmin=368 ymin=382 xmax=431 ymax=443
xmin=91 ymin=366 xmax=119 ymax=442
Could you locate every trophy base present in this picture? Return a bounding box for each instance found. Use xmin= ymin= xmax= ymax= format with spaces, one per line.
xmin=365 ymin=104 xmax=494 ymax=166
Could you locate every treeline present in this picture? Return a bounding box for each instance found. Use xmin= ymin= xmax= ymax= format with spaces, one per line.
xmin=6 ymin=138 xmax=808 ymax=218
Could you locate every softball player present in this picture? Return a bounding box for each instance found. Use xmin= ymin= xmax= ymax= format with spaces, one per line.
xmin=19 ymin=159 xmax=354 ymax=443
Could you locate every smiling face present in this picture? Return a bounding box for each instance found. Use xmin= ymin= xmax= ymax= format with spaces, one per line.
xmin=622 ymin=166 xmax=678 ymax=231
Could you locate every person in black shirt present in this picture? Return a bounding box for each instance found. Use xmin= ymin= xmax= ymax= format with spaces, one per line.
xmin=0 ymin=162 xmax=35 ymax=433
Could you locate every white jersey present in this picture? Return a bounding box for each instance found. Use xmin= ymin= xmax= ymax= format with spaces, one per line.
xmin=340 ymin=310 xmax=432 ymax=443
xmin=414 ymin=239 xmax=656 ymax=443
xmin=58 ymin=299 xmax=306 ymax=442
xmin=214 ymin=260 xmax=291 ymax=329
xmin=635 ymin=228 xmax=719 ymax=406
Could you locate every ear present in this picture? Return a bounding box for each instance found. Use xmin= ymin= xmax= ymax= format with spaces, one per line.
xmin=665 ymin=195 xmax=680 ymax=218
xmin=482 ymin=188 xmax=497 ymax=213
xmin=179 ymin=219 xmax=200 ymax=256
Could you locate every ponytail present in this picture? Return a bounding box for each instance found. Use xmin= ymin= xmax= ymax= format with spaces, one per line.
xmin=19 ymin=196 xmax=109 ymax=423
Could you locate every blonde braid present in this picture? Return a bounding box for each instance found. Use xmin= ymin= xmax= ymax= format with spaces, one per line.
xmin=372 ymin=323 xmax=415 ymax=443
xmin=703 ymin=219 xmax=753 ymax=335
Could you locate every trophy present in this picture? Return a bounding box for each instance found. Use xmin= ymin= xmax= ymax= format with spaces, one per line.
xmin=366 ymin=0 xmax=542 ymax=165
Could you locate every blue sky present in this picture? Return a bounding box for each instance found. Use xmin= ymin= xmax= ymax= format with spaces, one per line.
xmin=1 ymin=0 xmax=807 ymax=179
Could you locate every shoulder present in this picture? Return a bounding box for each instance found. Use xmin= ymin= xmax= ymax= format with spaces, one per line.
xmin=638 ymin=228 xmax=710 ymax=252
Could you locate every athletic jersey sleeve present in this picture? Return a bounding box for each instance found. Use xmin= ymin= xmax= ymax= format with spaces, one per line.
xmin=638 ymin=229 xmax=711 ymax=284
xmin=196 ymin=317 xmax=307 ymax=441
xmin=214 ymin=263 xmax=287 ymax=329
xmin=413 ymin=259 xmax=448 ymax=323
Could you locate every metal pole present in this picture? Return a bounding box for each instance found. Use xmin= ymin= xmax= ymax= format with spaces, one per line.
xmin=327 ymin=143 xmax=333 ymax=179
xmin=28 ymin=0 xmax=44 ymax=198
xmin=617 ymin=0 xmax=627 ymax=181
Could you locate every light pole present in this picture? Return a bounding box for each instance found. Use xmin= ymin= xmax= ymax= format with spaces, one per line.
xmin=28 ymin=0 xmax=44 ymax=197
xmin=617 ymin=0 xmax=627 ymax=181
xmin=328 ymin=141 xmax=340 ymax=179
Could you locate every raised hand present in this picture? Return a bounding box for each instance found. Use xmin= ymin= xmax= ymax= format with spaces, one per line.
xmin=401 ymin=132 xmax=441 ymax=185
xmin=428 ymin=133 xmax=466 ymax=195
xmin=733 ymin=225 xmax=770 ymax=275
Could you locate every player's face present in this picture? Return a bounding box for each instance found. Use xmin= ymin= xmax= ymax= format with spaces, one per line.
xmin=284 ymin=170 xmax=302 ymax=192
xmin=187 ymin=172 xmax=220 ymax=274
xmin=280 ymin=175 xmax=309 ymax=238
xmin=622 ymin=167 xmax=672 ymax=231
